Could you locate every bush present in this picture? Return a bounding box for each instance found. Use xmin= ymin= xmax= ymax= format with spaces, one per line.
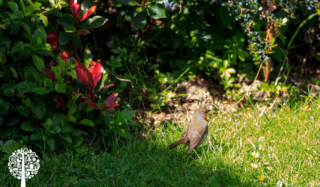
xmin=0 ymin=0 xmax=137 ymax=164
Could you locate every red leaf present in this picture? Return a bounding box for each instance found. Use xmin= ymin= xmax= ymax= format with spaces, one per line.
xmin=76 ymin=12 xmax=81 ymax=20
xmin=70 ymin=0 xmax=80 ymax=18
xmin=80 ymin=6 xmax=96 ymax=21
xmin=58 ymin=51 xmax=70 ymax=69
xmin=85 ymin=99 xmax=100 ymax=110
xmin=59 ymin=51 xmax=70 ymax=63
xmin=53 ymin=94 xmax=68 ymax=110
xmin=99 ymin=84 xmax=114 ymax=91
xmin=103 ymin=93 xmax=118 ymax=108
xmin=107 ymin=104 xmax=120 ymax=109
xmin=46 ymin=31 xmax=57 ymax=51
xmin=88 ymin=60 xmax=103 ymax=89
xmin=44 ymin=67 xmax=57 ymax=81
xmin=66 ymin=93 xmax=72 ymax=100
xmin=77 ymin=28 xmax=91 ymax=36
xmin=73 ymin=91 xmax=80 ymax=95
xmin=48 ymin=60 xmax=56 ymax=67
xmin=44 ymin=67 xmax=52 ymax=78
xmin=75 ymin=61 xmax=89 ymax=87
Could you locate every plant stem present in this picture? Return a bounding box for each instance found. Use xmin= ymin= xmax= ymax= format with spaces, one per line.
xmin=287 ymin=13 xmax=317 ymax=49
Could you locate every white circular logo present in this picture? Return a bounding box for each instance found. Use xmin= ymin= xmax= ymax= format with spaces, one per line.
xmin=8 ymin=148 xmax=40 ymax=180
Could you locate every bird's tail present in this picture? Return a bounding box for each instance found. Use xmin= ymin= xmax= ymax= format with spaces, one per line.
xmin=169 ymin=137 xmax=188 ymax=149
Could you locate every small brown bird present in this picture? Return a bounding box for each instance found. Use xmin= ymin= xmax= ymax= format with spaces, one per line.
xmin=169 ymin=106 xmax=210 ymax=153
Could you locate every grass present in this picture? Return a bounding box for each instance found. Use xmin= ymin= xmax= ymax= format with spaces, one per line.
xmin=1 ymin=96 xmax=320 ymax=186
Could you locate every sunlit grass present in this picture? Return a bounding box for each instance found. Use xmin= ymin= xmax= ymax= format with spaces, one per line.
xmin=1 ymin=96 xmax=320 ymax=186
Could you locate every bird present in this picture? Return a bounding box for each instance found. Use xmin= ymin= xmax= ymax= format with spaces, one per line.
xmin=169 ymin=106 xmax=211 ymax=153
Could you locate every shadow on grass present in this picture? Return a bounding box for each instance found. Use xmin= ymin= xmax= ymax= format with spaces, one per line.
xmin=1 ymin=137 xmax=255 ymax=187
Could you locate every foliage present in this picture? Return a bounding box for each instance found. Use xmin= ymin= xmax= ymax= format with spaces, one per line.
xmin=0 ymin=0 xmax=138 ymax=164
xmin=101 ymin=0 xmax=320 ymax=110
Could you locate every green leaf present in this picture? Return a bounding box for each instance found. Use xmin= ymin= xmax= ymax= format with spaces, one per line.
xmin=74 ymin=146 xmax=88 ymax=154
xmin=66 ymin=58 xmax=71 ymax=70
xmin=38 ymin=13 xmax=48 ymax=26
xmin=43 ymin=118 xmax=52 ymax=134
xmin=16 ymin=105 xmax=29 ymax=117
xmin=133 ymin=12 xmax=146 ymax=30
xmin=10 ymin=67 xmax=18 ymax=79
xmin=61 ymin=123 xmax=74 ymax=133
xmin=55 ymin=82 xmax=66 ymax=93
xmin=119 ymin=0 xmax=138 ymax=6
xmin=47 ymin=137 xmax=55 ymax=151
xmin=260 ymin=83 xmax=269 ymax=92
xmin=43 ymin=78 xmax=53 ymax=89
xmin=22 ymin=97 xmax=31 ymax=107
xmin=111 ymin=127 xmax=131 ymax=139
xmin=9 ymin=21 xmax=21 ymax=35
xmin=0 ymin=128 xmax=10 ymax=139
xmin=0 ymin=38 xmax=11 ymax=50
xmin=64 ymin=26 xmax=76 ymax=33
xmin=20 ymin=0 xmax=25 ymax=14
xmin=30 ymin=101 xmax=46 ymax=120
xmin=24 ymin=65 xmax=42 ymax=86
xmin=20 ymin=21 xmax=31 ymax=37
xmin=30 ymin=29 xmax=42 ymax=45
xmin=21 ymin=121 xmax=37 ymax=132
xmin=35 ymin=49 xmax=54 ymax=57
xmin=3 ymin=84 xmax=15 ymax=97
xmin=78 ymin=119 xmax=94 ymax=127
xmin=71 ymin=130 xmax=88 ymax=137
xmin=16 ymin=81 xmax=36 ymax=93
xmin=56 ymin=18 xmax=72 ymax=27
xmin=67 ymin=102 xmax=77 ymax=118
xmin=30 ymin=133 xmax=41 ymax=140
xmin=89 ymin=16 xmax=108 ymax=29
xmin=13 ymin=126 xmax=23 ymax=137
xmin=52 ymin=66 xmax=61 ymax=80
xmin=8 ymin=1 xmax=19 ymax=13
xmin=121 ymin=109 xmax=136 ymax=121
xmin=147 ymin=3 xmax=166 ymax=19
xmin=2 ymin=140 xmax=23 ymax=153
xmin=11 ymin=42 xmax=26 ymax=57
xmin=0 ymin=0 xmax=3 ymax=6
xmin=37 ymin=25 xmax=47 ymax=41
xmin=68 ymin=116 xmax=76 ymax=123
xmin=33 ymin=87 xmax=50 ymax=94
xmin=58 ymin=57 xmax=66 ymax=73
xmin=61 ymin=133 xmax=72 ymax=143
xmin=29 ymin=14 xmax=39 ymax=23
xmin=73 ymin=136 xmax=83 ymax=147
xmin=36 ymin=35 xmax=42 ymax=46
xmin=71 ymin=32 xmax=80 ymax=50
xmin=84 ymin=45 xmax=92 ymax=69
xmin=58 ymin=32 xmax=73 ymax=46
xmin=0 ymin=48 xmax=6 ymax=64
xmin=31 ymin=54 xmax=45 ymax=71
xmin=66 ymin=72 xmax=77 ymax=79
xmin=29 ymin=1 xmax=42 ymax=11
xmin=52 ymin=113 xmax=65 ymax=133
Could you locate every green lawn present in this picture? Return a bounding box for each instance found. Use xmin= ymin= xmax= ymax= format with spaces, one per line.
xmin=1 ymin=97 xmax=320 ymax=186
